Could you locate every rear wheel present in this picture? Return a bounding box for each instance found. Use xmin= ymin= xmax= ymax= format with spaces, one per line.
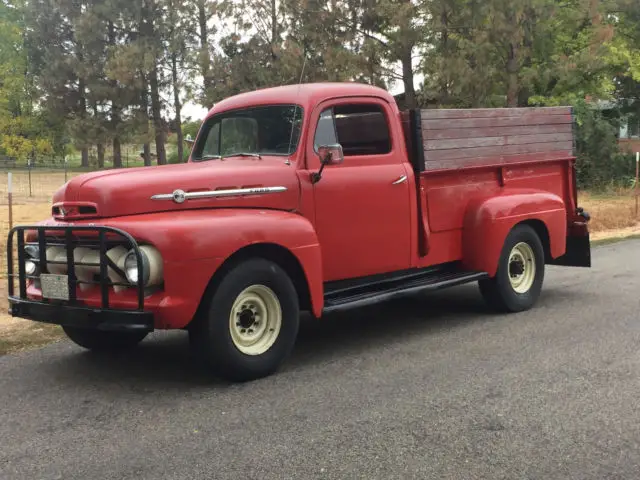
xmin=62 ymin=326 xmax=148 ymax=351
xmin=189 ymin=258 xmax=300 ymax=382
xmin=479 ymin=224 xmax=545 ymax=313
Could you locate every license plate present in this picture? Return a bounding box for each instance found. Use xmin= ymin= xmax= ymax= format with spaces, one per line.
xmin=40 ymin=274 xmax=70 ymax=301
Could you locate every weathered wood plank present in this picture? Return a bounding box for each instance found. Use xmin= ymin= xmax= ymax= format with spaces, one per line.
xmin=416 ymin=106 xmax=576 ymax=172
xmin=423 ymin=151 xmax=574 ymax=171
xmin=423 ymin=123 xmax=572 ymax=140
xmin=425 ymin=141 xmax=574 ymax=162
xmin=420 ymin=106 xmax=572 ymax=120
xmin=424 ymin=133 xmax=574 ymax=151
xmin=422 ymin=114 xmax=573 ymax=130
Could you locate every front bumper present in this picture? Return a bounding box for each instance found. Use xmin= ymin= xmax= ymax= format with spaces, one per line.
xmin=9 ymin=297 xmax=154 ymax=332
xmin=7 ymin=224 xmax=153 ymax=331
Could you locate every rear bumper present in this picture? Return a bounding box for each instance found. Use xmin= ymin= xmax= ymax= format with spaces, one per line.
xmin=9 ymin=297 xmax=155 ymax=332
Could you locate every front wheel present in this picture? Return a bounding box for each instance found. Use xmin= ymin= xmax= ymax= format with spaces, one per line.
xmin=189 ymin=258 xmax=300 ymax=382
xmin=62 ymin=326 xmax=148 ymax=351
xmin=478 ymin=224 xmax=545 ymax=313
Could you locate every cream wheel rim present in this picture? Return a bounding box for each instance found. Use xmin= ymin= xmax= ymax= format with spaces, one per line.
xmin=229 ymin=284 xmax=282 ymax=355
xmin=508 ymin=242 xmax=536 ymax=294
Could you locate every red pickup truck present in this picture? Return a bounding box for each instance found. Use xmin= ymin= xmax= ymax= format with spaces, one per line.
xmin=7 ymin=82 xmax=591 ymax=381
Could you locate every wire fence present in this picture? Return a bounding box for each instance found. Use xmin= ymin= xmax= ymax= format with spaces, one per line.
xmin=0 ymin=162 xmax=137 ymax=204
xmin=0 ymin=164 xmax=113 ymax=280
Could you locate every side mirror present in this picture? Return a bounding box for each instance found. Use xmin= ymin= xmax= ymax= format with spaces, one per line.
xmin=317 ymin=144 xmax=344 ymax=166
xmin=312 ymin=144 xmax=344 ymax=184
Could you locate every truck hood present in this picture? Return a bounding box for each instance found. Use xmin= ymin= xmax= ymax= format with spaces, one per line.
xmin=51 ymin=158 xmax=300 ymax=220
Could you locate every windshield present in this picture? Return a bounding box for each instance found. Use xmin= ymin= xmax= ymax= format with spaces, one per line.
xmin=192 ymin=104 xmax=304 ymax=161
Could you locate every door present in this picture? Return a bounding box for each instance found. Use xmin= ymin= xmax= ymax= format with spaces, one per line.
xmin=307 ymin=97 xmax=412 ymax=282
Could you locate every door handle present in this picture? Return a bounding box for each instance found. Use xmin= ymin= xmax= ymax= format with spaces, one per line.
xmin=392 ymin=175 xmax=408 ymax=185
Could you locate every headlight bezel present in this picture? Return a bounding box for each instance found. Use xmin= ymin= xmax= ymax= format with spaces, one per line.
xmin=124 ymin=250 xmax=150 ymax=285
xmin=24 ymin=245 xmax=39 ymax=277
xmin=122 ymin=245 xmax=163 ymax=288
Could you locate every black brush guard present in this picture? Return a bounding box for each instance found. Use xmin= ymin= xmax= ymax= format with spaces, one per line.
xmin=7 ymin=225 xmax=154 ymax=332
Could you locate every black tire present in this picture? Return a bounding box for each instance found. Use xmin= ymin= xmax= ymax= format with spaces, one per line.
xmin=478 ymin=224 xmax=545 ymax=313
xmin=189 ymin=258 xmax=300 ymax=382
xmin=62 ymin=326 xmax=148 ymax=351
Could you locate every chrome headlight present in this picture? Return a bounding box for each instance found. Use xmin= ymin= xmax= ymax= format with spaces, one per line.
xmin=123 ymin=245 xmax=163 ymax=287
xmin=25 ymin=259 xmax=37 ymax=276
xmin=24 ymin=245 xmax=39 ymax=276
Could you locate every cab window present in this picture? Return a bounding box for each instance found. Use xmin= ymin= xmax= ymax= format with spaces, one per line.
xmin=313 ymin=103 xmax=391 ymax=157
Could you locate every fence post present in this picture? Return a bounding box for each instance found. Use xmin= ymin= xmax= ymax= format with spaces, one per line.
xmin=636 ymin=152 xmax=640 ymax=218
xmin=8 ymin=172 xmax=13 ymax=230
xmin=28 ymin=159 xmax=32 ymax=197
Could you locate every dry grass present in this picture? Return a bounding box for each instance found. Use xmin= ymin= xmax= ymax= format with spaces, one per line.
xmin=0 ymin=170 xmax=638 ymax=355
xmin=579 ymin=191 xmax=640 ymax=233
xmin=0 ymin=318 xmax=64 ymax=355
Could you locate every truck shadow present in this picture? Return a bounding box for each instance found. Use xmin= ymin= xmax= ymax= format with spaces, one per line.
xmin=39 ymin=285 xmax=574 ymax=389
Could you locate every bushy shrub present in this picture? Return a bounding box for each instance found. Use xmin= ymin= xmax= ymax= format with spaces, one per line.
xmin=573 ymin=100 xmax=635 ymax=191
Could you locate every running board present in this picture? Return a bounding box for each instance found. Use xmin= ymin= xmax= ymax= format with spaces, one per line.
xmin=322 ymin=270 xmax=489 ymax=314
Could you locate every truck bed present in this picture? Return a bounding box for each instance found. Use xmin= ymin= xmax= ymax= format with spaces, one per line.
xmin=400 ymin=106 xmax=580 ymax=267
xmin=403 ymin=106 xmax=575 ymax=172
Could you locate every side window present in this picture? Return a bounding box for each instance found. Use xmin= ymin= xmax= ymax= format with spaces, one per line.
xmin=334 ymin=104 xmax=391 ymax=156
xmin=314 ymin=109 xmax=338 ymax=151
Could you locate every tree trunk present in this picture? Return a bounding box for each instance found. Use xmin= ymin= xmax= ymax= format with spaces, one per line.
xmin=108 ymin=20 xmax=122 ymax=169
xmin=401 ymin=48 xmax=416 ymax=109
xmin=97 ymin=143 xmax=105 ymax=169
xmin=171 ymin=52 xmax=184 ymax=163
xmin=198 ymin=0 xmax=213 ymax=109
xmin=143 ymin=143 xmax=151 ymax=167
xmin=79 ymin=77 xmax=89 ymax=168
xmin=81 ymin=147 xmax=89 ymax=168
xmin=112 ymin=137 xmax=122 ymax=168
xmin=140 ymin=74 xmax=152 ymax=167
xmin=92 ymin=102 xmax=104 ymax=169
xmin=518 ymin=6 xmax=536 ymax=107
xmin=149 ymin=65 xmax=166 ymax=165
xmin=271 ymin=0 xmax=277 ymax=57
xmin=140 ymin=0 xmax=165 ymax=165
xmin=506 ymin=43 xmax=519 ymax=108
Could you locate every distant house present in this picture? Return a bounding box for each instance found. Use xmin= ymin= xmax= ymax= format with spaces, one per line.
xmin=591 ymin=99 xmax=639 ymax=153
xmin=618 ymin=115 xmax=640 ymax=153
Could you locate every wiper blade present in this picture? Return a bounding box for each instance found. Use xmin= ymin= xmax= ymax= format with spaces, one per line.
xmin=222 ymin=152 xmax=262 ymax=159
xmin=198 ymin=154 xmax=222 ymax=160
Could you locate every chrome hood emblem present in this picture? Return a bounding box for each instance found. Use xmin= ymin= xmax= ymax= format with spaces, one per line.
xmin=151 ymin=186 xmax=288 ymax=204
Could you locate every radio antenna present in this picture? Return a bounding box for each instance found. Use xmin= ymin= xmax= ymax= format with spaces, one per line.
xmin=285 ymin=55 xmax=307 ymax=165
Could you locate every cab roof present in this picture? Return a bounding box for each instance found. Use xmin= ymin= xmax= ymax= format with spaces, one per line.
xmin=207 ymin=82 xmax=397 ymax=117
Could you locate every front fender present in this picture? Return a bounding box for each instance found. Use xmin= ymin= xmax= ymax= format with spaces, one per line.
xmin=38 ymin=209 xmax=324 ymax=325
xmin=461 ymin=189 xmax=567 ymax=276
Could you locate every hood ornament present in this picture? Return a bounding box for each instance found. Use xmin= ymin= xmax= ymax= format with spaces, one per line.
xmin=172 ymin=189 xmax=186 ymax=204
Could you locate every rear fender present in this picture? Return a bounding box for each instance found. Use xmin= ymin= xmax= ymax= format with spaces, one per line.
xmin=461 ymin=190 xmax=567 ymax=276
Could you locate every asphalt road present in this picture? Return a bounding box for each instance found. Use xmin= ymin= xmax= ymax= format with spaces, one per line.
xmin=1 ymin=240 xmax=640 ymax=480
